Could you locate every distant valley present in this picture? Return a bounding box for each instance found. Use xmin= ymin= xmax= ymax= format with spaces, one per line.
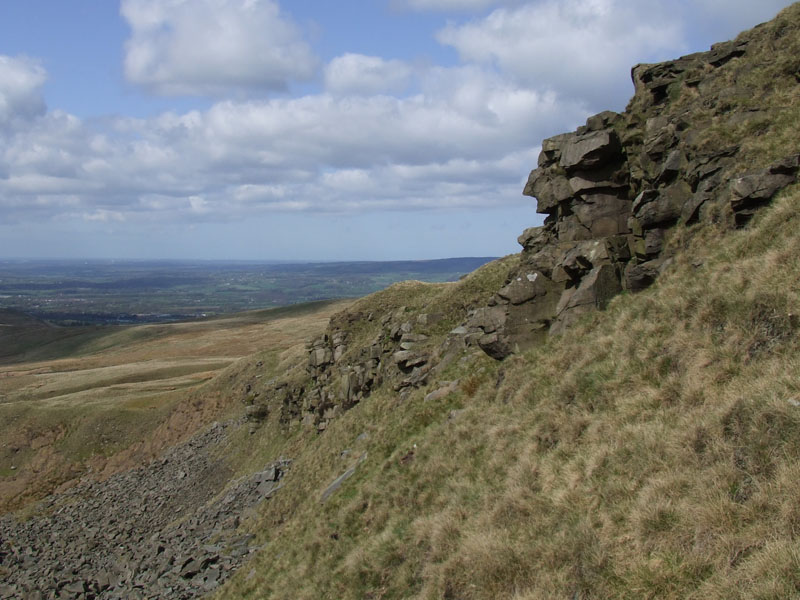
xmin=0 ymin=257 xmax=496 ymax=325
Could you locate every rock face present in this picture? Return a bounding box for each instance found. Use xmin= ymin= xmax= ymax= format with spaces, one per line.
xmin=0 ymin=422 xmax=290 ymax=599
xmin=465 ymin=34 xmax=800 ymax=359
xmin=240 ymin=305 xmax=443 ymax=436
xmin=256 ymin=309 xmax=443 ymax=434
xmin=243 ymin=14 xmax=800 ymax=432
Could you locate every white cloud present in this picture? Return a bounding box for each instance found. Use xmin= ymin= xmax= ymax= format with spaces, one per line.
xmin=0 ymin=61 xmax=585 ymax=225
xmin=437 ymin=0 xmax=685 ymax=109
xmin=436 ymin=0 xmax=796 ymax=110
xmin=324 ymin=54 xmax=413 ymax=96
xmin=120 ymin=0 xmax=317 ymax=96
xmin=398 ymin=0 xmax=506 ymax=11
xmin=83 ymin=209 xmax=126 ymax=222
xmin=2 ymin=0 xmax=795 ymax=236
xmin=0 ymin=56 xmax=46 ymax=127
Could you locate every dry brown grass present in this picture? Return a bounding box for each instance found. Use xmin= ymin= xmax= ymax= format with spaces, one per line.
xmin=213 ymin=185 xmax=800 ymax=599
xmin=0 ymin=300 xmax=348 ymax=513
xmin=211 ymin=7 xmax=800 ymax=595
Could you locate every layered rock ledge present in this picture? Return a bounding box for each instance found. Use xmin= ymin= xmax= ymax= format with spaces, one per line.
xmin=466 ymin=33 xmax=800 ymax=359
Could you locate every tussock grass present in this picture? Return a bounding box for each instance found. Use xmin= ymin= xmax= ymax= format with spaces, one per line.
xmin=216 ymin=185 xmax=800 ymax=599
xmin=672 ymin=3 xmax=800 ymax=170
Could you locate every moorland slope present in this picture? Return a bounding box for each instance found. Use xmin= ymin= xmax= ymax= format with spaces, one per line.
xmin=1 ymin=4 xmax=800 ymax=599
xmin=0 ymin=300 xmax=348 ymax=514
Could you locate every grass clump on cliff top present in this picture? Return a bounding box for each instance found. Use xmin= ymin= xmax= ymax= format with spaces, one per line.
xmin=661 ymin=2 xmax=800 ymax=170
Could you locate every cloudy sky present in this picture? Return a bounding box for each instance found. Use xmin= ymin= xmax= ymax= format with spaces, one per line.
xmin=0 ymin=0 xmax=794 ymax=261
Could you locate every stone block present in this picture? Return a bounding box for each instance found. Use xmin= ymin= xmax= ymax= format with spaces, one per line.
xmin=524 ymin=169 xmax=573 ymax=214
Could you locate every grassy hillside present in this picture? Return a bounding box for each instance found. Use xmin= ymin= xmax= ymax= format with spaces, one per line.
xmin=0 ymin=310 xmax=109 ymax=365
xmin=213 ymin=187 xmax=800 ymax=600
xmin=202 ymin=5 xmax=800 ymax=598
xmin=0 ymin=300 xmax=348 ymax=513
xmin=2 ymin=5 xmax=798 ymax=598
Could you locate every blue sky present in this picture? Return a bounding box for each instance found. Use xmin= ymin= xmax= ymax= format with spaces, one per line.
xmin=0 ymin=0 xmax=794 ymax=261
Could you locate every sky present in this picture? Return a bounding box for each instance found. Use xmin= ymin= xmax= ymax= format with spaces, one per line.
xmin=0 ymin=0 xmax=795 ymax=261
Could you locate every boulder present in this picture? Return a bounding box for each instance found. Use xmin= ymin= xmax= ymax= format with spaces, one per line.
xmin=469 ymin=306 xmax=508 ymax=335
xmin=551 ymin=264 xmax=622 ymax=334
xmin=477 ymin=333 xmax=512 ymax=361
xmin=706 ymin=40 xmax=748 ymax=67
xmin=571 ymin=193 xmax=631 ymax=237
xmin=497 ymin=271 xmax=552 ymax=305
xmin=393 ymin=351 xmax=427 ymax=370
xmin=643 ymin=122 xmax=678 ymax=159
xmin=320 ymin=453 xmax=368 ymax=503
xmin=730 ymin=156 xmax=799 ymax=225
xmin=634 ymin=182 xmax=692 ymax=228
xmin=731 ymin=172 xmax=795 ymax=208
xmin=624 ymin=259 xmax=666 ymax=292
xmin=559 ymin=129 xmax=622 ymax=171
xmin=568 ymin=163 xmax=628 ymax=195
xmin=333 ymin=344 xmax=347 ymax=362
xmin=731 ymin=158 xmax=799 ymax=209
xmin=416 ymin=313 xmax=443 ymax=327
xmin=631 ymin=55 xmax=697 ymax=105
xmin=504 ymin=291 xmax=562 ymax=340
xmin=682 ymin=176 xmax=720 ymax=224
xmin=585 ymin=111 xmax=620 ymax=132
xmin=657 ymin=149 xmax=683 ymax=183
xmin=555 ymin=215 xmax=593 ymax=242
xmin=559 ymin=240 xmax=612 ymax=281
xmin=309 ymin=346 xmax=333 ymax=368
xmin=524 ymin=169 xmax=573 ymax=214
xmin=400 ymin=333 xmax=428 ymax=344
xmin=517 ymin=226 xmax=554 ymax=252
xmin=605 ymin=235 xmax=633 ymax=263
xmin=538 ymin=132 xmax=574 ymax=167
xmin=644 ymin=228 xmax=666 ymax=256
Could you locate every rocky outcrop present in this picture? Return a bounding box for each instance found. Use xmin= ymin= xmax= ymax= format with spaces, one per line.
xmin=244 ymin=12 xmax=800 ymax=436
xmin=242 ymin=309 xmax=446 ymax=433
xmin=466 ymin=34 xmax=800 ymax=359
xmin=730 ymin=155 xmax=800 ymax=225
xmin=0 ymin=421 xmax=290 ymax=599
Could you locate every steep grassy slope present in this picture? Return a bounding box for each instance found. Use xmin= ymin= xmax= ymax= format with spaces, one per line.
xmin=214 ymin=186 xmax=800 ymax=600
xmin=205 ymin=5 xmax=800 ymax=599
